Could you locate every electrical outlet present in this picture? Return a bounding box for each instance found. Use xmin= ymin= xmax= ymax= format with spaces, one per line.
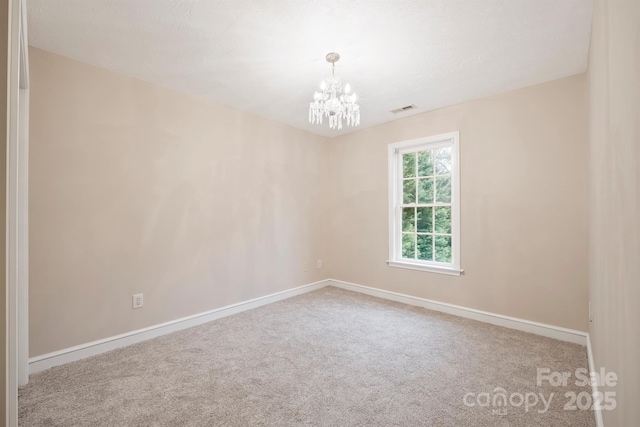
xmin=132 ymin=294 xmax=144 ymax=309
xmin=303 ymin=262 xmax=308 ymax=272
xmin=317 ymin=260 xmax=323 ymax=269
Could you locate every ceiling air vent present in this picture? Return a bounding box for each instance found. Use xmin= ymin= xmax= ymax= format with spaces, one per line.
xmin=390 ymin=104 xmax=417 ymax=114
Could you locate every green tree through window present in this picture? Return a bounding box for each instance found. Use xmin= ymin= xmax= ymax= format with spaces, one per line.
xmin=400 ymin=147 xmax=453 ymax=263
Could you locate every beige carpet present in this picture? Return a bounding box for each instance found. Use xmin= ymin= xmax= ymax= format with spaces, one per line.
xmin=19 ymin=287 xmax=595 ymax=426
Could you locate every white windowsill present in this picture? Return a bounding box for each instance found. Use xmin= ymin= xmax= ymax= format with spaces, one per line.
xmin=386 ymin=260 xmax=464 ymax=276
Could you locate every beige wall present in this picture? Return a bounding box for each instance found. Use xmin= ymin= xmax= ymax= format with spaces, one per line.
xmin=1 ymin=0 xmax=8 ymax=421
xmin=328 ymin=75 xmax=589 ymax=331
xmin=29 ymin=35 xmax=600 ymax=373
xmin=588 ymin=0 xmax=640 ymax=425
xmin=29 ymin=48 xmax=330 ymax=357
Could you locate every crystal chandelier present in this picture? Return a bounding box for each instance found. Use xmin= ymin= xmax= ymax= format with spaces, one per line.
xmin=309 ymin=52 xmax=360 ymax=130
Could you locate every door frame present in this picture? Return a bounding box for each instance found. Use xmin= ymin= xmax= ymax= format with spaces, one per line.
xmin=17 ymin=0 xmax=28 ymax=388
xmin=7 ymin=0 xmax=29 ymax=424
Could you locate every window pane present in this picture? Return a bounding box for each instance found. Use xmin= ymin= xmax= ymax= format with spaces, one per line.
xmin=403 ymin=153 xmax=416 ymax=178
xmin=417 ymin=178 xmax=434 ymax=204
xmin=435 ymin=235 xmax=452 ymax=263
xmin=417 ymin=234 xmax=433 ymax=261
xmin=417 ymin=151 xmax=433 ymax=177
xmin=402 ymin=208 xmax=415 ymax=232
xmin=436 ymin=176 xmax=451 ymax=203
xmin=402 ymin=233 xmax=416 ymax=259
xmin=435 ymin=147 xmax=452 ymax=175
xmin=434 ymin=206 xmax=451 ymax=234
xmin=416 ymin=207 xmax=432 ymax=232
xmin=403 ymin=179 xmax=416 ymax=204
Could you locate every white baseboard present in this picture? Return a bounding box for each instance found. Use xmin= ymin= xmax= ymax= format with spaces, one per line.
xmin=328 ymin=279 xmax=588 ymax=346
xmin=30 ymin=277 xmax=590 ymax=376
xmin=29 ymin=279 xmax=330 ymax=375
xmin=586 ymin=334 xmax=604 ymax=427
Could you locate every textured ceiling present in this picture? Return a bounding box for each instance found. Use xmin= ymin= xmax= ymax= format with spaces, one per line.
xmin=27 ymin=0 xmax=593 ymax=137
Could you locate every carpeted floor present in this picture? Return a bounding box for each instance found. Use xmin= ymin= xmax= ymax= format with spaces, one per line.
xmin=19 ymin=287 xmax=596 ymax=426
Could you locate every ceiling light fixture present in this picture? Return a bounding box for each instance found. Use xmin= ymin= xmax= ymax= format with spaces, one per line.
xmin=309 ymin=52 xmax=360 ymax=130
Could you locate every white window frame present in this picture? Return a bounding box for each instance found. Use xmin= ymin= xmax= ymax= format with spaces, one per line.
xmin=387 ymin=131 xmax=462 ymax=276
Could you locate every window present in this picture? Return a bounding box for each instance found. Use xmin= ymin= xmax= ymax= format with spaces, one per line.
xmin=387 ymin=132 xmax=462 ymax=275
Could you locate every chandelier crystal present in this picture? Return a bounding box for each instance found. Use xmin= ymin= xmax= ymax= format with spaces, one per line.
xmin=309 ymin=52 xmax=360 ymax=130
